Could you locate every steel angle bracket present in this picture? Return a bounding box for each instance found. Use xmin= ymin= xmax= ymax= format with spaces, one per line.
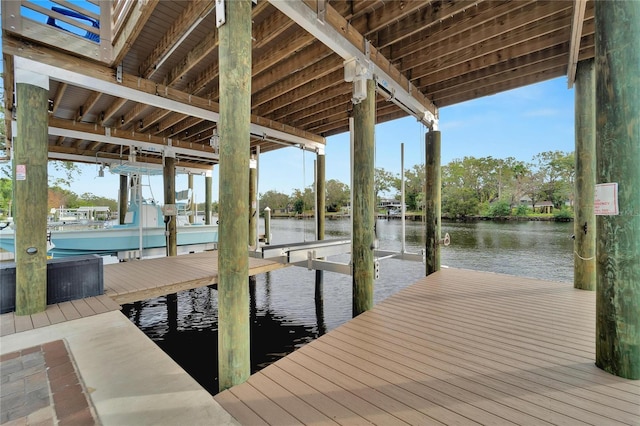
xmin=216 ymin=0 xmax=225 ymax=28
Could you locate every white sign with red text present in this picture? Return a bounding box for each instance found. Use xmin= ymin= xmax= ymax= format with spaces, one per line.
xmin=594 ymin=183 xmax=619 ymax=215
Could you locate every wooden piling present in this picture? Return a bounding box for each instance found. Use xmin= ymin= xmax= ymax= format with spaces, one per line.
xmin=249 ymin=160 xmax=257 ymax=248
xmin=217 ymin=0 xmax=252 ymax=391
xmin=425 ymin=130 xmax=441 ymax=275
xmin=205 ymin=170 xmax=212 ymax=225
xmin=574 ymin=59 xmax=596 ymax=291
xmin=352 ymin=79 xmax=375 ymax=317
xmin=119 ymin=174 xmax=128 ymax=225
xmin=14 ymin=79 xmax=48 ymax=315
xmin=594 ymin=0 xmax=640 ymax=380
xmin=188 ymin=174 xmax=194 ymax=224
xmin=163 ymin=156 xmax=177 ymax=257
xmin=315 ymin=154 xmax=326 ymax=309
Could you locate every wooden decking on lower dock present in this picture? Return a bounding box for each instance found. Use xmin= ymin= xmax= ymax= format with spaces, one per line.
xmin=214 ymin=268 xmax=640 ymax=426
xmin=104 ymin=250 xmax=285 ymax=305
xmin=0 ymin=295 xmax=120 ymax=336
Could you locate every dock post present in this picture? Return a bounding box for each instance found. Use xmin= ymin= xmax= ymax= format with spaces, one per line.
xmin=217 ymin=0 xmax=252 ymax=391
xmin=263 ymin=207 xmax=271 ymax=245
xmin=352 ymin=78 xmax=376 ymax=317
xmin=425 ymin=130 xmax=441 ymax=275
xmin=595 ymin=0 xmax=640 ymax=379
xmin=14 ymin=72 xmax=48 ymax=315
xmin=249 ymin=157 xmax=257 ymax=248
xmin=188 ymin=174 xmax=194 ymax=224
xmin=205 ymin=168 xmax=212 ymax=225
xmin=315 ymin=153 xmax=326 ymax=314
xmin=119 ymin=174 xmax=128 ymax=224
xmin=573 ymin=59 xmax=596 ymax=291
xmin=163 ymin=156 xmax=177 ymax=257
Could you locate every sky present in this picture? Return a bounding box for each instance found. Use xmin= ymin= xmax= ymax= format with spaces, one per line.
xmin=56 ymin=76 xmax=575 ymax=205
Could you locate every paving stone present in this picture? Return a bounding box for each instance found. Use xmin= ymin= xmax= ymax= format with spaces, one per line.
xmin=0 ymin=377 xmax=24 ymax=398
xmin=46 ymin=361 xmax=74 ymax=382
xmin=24 ymin=370 xmax=48 ymax=394
xmin=26 ymin=406 xmax=55 ymax=425
xmin=58 ymin=406 xmax=94 ymax=426
xmin=20 ymin=346 xmax=41 ymax=356
xmin=2 ymin=416 xmax=27 ymax=426
xmin=1 ymin=389 xmax=25 ymax=413
xmin=21 ymin=351 xmax=45 ymax=370
xmin=0 ymin=352 xmax=20 ymax=362
xmin=0 ymin=358 xmax=24 ymax=376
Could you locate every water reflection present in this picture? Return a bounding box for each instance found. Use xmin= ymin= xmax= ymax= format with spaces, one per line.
xmin=122 ymin=217 xmax=574 ymax=395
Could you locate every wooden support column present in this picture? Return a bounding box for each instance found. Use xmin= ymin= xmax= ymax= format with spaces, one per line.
xmin=163 ymin=156 xmax=177 ymax=257
xmin=352 ymin=79 xmax=375 ymax=317
xmin=425 ymin=130 xmax=441 ymax=275
xmin=595 ymin=0 xmax=640 ymax=380
xmin=14 ymin=75 xmax=48 ymax=315
xmin=218 ymin=0 xmax=252 ymax=392
xmin=574 ymin=59 xmax=596 ymax=291
xmin=315 ymin=153 xmax=326 ymax=312
xmin=249 ymin=159 xmax=257 ymax=248
xmin=188 ymin=174 xmax=194 ymax=224
xmin=205 ymin=169 xmax=212 ymax=225
xmin=119 ymin=174 xmax=128 ymax=225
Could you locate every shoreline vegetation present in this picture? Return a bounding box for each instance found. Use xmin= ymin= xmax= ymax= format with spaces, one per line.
xmin=270 ymin=211 xmax=573 ymax=222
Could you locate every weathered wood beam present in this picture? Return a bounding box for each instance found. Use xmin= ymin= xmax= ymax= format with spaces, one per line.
xmin=386 ymin=1 xmax=536 ymax=62
xmin=374 ymin=0 xmax=482 ymax=48
xmin=138 ymin=0 xmax=215 ymax=78
xmin=567 ymin=0 xmax=588 ymax=88
xmin=573 ymin=58 xmax=595 ymax=291
xmin=398 ymin=2 xmax=572 ymax=74
xmin=4 ymin=39 xmax=325 ymax=148
xmin=270 ymin=0 xmax=437 ymax=122
xmin=14 ymin=75 xmax=49 ymax=315
xmin=425 ymin=129 xmax=441 ymax=275
xmin=436 ymin=65 xmax=567 ymax=107
xmin=111 ymin=0 xmax=159 ymax=65
xmin=51 ymin=83 xmax=67 ymax=116
xmin=218 ymin=0 xmax=252 ymax=391
xmin=419 ymin=18 xmax=594 ymax=94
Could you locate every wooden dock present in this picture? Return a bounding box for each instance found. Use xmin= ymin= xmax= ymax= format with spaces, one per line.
xmin=0 ymin=295 xmax=120 ymax=337
xmin=104 ymin=250 xmax=285 ymax=305
xmin=214 ymin=268 xmax=640 ymax=425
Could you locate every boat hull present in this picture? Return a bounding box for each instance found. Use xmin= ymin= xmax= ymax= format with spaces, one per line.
xmin=0 ymin=225 xmax=218 ymax=258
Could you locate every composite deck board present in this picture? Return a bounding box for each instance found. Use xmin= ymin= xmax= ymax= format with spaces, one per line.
xmin=214 ymin=268 xmax=640 ymax=426
xmin=103 ymin=250 xmax=285 ymax=304
xmin=0 ymin=296 xmax=121 ymax=337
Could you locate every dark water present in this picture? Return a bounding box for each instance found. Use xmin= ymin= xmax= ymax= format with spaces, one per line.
xmin=121 ymin=218 xmax=574 ymax=395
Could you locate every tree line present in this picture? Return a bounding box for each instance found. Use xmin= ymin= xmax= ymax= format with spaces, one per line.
xmin=259 ymin=150 xmax=575 ymax=219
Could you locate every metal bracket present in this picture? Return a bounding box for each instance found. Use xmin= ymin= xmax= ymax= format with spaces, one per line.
xmin=116 ymin=63 xmax=123 ymax=83
xmin=216 ymin=0 xmax=226 ymax=28
xmin=439 ymin=233 xmax=451 ymax=247
xmin=317 ymin=0 xmax=326 ymax=23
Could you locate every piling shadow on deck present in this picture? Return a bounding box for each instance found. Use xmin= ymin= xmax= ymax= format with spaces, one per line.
xmin=214 ymin=268 xmax=640 ymax=425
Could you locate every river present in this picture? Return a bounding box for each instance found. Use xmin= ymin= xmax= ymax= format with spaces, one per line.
xmin=121 ymin=217 xmax=575 ymax=395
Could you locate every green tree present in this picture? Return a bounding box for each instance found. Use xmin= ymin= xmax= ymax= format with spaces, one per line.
xmin=291 ymin=187 xmax=314 ymax=214
xmin=533 ymin=151 xmax=575 ymax=208
xmin=402 ymin=164 xmax=425 ymax=211
xmin=442 ymin=187 xmax=479 ymax=218
xmin=325 ymin=179 xmax=349 ymax=212
xmin=374 ymin=168 xmax=398 ymax=203
xmin=259 ymin=190 xmax=290 ymax=211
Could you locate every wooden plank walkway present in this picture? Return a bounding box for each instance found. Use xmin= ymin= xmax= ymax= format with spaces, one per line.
xmin=104 ymin=250 xmax=285 ymax=304
xmin=214 ymin=268 xmax=640 ymax=426
xmin=0 ymin=295 xmax=120 ymax=337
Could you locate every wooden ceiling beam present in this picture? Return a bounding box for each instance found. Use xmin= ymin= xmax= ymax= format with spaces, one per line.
xmin=137 ymin=0 xmax=215 ymax=78
xmin=374 ymin=0 xmax=483 ymax=48
xmin=414 ymin=13 xmax=585 ymax=91
xmin=51 ymin=83 xmax=67 ymax=116
xmin=398 ymin=2 xmax=572 ymax=74
xmin=252 ymin=56 xmax=343 ymax=109
xmin=566 ymin=0 xmax=588 ymax=88
xmin=254 ymin=69 xmax=345 ymax=118
xmin=270 ymin=0 xmax=437 ymax=123
xmin=111 ymin=0 xmax=159 ymax=66
xmin=435 ymin=64 xmax=567 ymax=107
xmin=386 ymin=1 xmax=536 ymax=61
xmin=5 ymin=39 xmax=325 ymax=149
xmin=427 ymin=43 xmax=571 ymax=101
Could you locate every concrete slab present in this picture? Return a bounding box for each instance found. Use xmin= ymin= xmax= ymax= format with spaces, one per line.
xmin=0 ymin=311 xmax=239 ymax=426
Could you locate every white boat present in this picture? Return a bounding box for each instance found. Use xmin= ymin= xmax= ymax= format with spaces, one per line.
xmin=0 ymin=180 xmax=218 ymax=259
